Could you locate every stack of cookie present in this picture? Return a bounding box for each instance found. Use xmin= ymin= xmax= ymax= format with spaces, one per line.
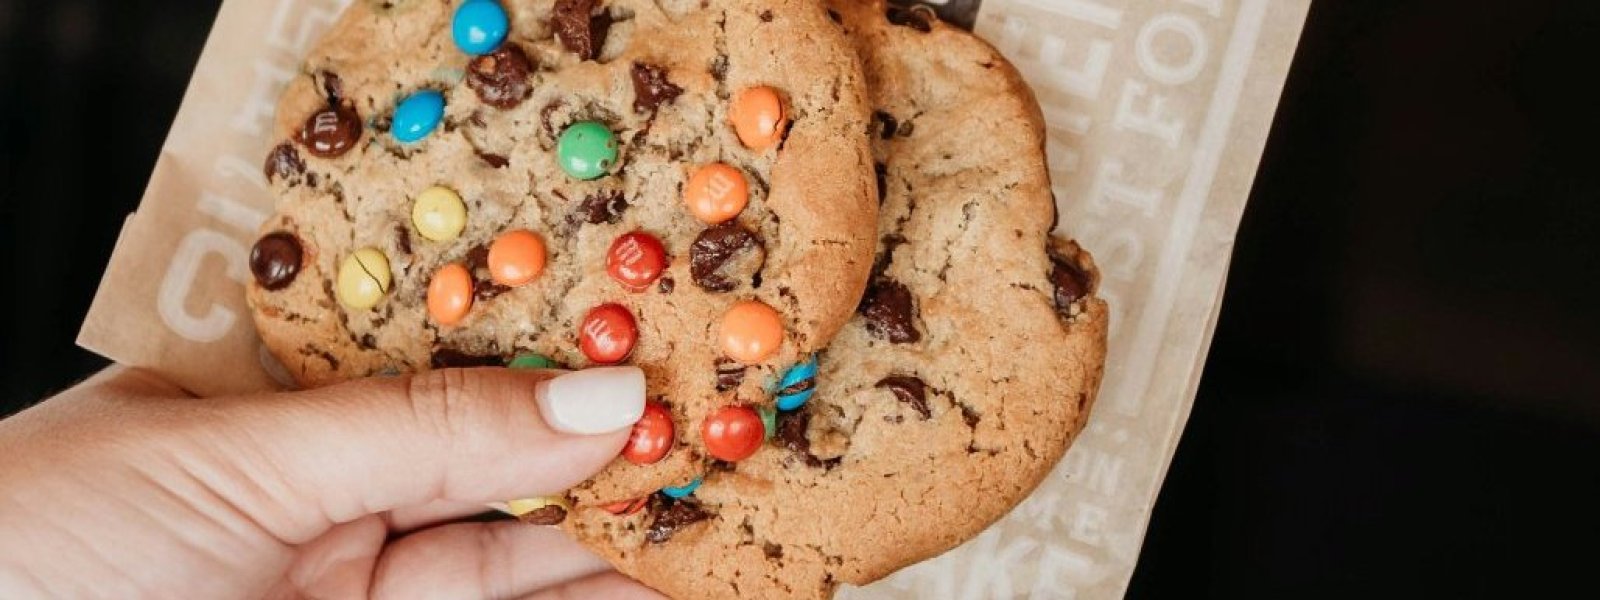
xmin=246 ymin=0 xmax=1107 ymax=597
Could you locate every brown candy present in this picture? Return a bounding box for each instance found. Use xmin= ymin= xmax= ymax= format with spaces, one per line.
xmin=631 ymin=62 xmax=682 ymax=114
xmin=553 ymin=0 xmax=612 ymax=60
xmin=296 ymin=104 xmax=363 ymax=158
xmin=263 ymin=143 xmax=305 ymax=184
xmin=646 ymin=499 xmax=710 ymax=544
xmin=859 ymin=278 xmax=921 ymax=344
xmin=466 ymin=45 xmax=535 ymax=109
xmin=250 ymin=232 xmax=303 ymax=291
xmin=876 ymin=375 xmax=930 ymax=420
xmin=1048 ymin=251 xmax=1090 ymax=314
xmin=690 ymin=224 xmax=765 ymax=293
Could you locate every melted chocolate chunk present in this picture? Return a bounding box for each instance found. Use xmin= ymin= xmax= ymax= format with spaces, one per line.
xmin=715 ymin=358 xmax=746 ymax=392
xmin=658 ymin=277 xmax=675 ymax=294
xmin=886 ymin=4 xmax=934 ymax=32
xmin=764 ymin=543 xmax=784 ymax=559
xmin=466 ymin=45 xmax=535 ymax=109
xmin=873 ymin=111 xmax=898 ymax=139
xmin=250 ymin=232 xmax=302 ymax=291
xmin=460 ymin=244 xmax=512 ymax=301
xmin=630 ymin=62 xmax=683 ymax=114
xmin=475 ymin=150 xmax=510 ymax=168
xmin=518 ymin=505 xmax=568 ymax=526
xmin=1048 ymin=251 xmax=1090 ymax=314
xmin=296 ymin=103 xmax=363 ymax=158
xmin=430 ymin=349 xmax=503 ymax=369
xmin=774 ymin=408 xmax=840 ymax=469
xmin=553 ymin=0 xmax=612 ymax=60
xmin=877 ymin=375 xmax=930 ymax=420
xmin=572 ymin=190 xmax=628 ymax=225
xmin=859 ymin=278 xmax=921 ymax=344
xmin=263 ymin=143 xmax=305 ymax=183
xmin=646 ymin=500 xmax=710 ymax=544
xmin=690 ymin=224 xmax=764 ymax=293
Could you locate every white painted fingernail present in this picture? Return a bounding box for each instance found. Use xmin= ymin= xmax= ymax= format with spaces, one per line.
xmin=534 ymin=367 xmax=646 ymax=434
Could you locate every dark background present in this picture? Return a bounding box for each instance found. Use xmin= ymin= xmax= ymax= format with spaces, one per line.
xmin=3 ymin=0 xmax=1598 ymax=597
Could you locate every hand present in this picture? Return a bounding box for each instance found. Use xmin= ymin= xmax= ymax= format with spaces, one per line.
xmin=0 ymin=365 xmax=662 ymax=599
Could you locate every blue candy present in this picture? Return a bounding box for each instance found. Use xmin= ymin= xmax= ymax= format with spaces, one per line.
xmin=774 ymin=355 xmax=819 ymax=411
xmin=661 ymin=477 xmax=702 ymax=499
xmin=392 ymin=90 xmax=445 ymax=143
xmin=452 ymin=0 xmax=509 ymax=56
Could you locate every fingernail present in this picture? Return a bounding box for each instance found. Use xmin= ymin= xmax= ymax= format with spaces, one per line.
xmin=534 ymin=366 xmax=646 ymax=434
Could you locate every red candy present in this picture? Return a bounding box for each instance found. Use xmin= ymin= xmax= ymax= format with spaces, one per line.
xmin=702 ymin=405 xmax=765 ymax=462
xmin=579 ymin=304 xmax=638 ymax=364
xmin=606 ymin=231 xmax=668 ymax=292
xmin=623 ymin=401 xmax=674 ymax=465
xmin=604 ymin=497 xmax=648 ymax=516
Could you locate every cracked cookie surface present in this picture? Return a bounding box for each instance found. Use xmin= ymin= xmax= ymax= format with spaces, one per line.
xmin=562 ymin=1 xmax=1110 ymax=598
xmin=246 ymin=0 xmax=877 ymax=505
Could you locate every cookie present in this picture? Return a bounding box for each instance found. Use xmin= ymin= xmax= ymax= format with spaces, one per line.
xmin=245 ymin=0 xmax=878 ymax=505
xmin=561 ymin=2 xmax=1110 ymax=598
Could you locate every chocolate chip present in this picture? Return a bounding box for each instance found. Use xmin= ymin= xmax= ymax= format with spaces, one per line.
xmin=774 ymin=408 xmax=841 ymax=469
xmin=690 ymin=224 xmax=765 ymax=293
xmin=475 ymin=150 xmax=510 ymax=168
xmin=394 ymin=223 xmax=412 ymax=255
xmin=874 ymin=163 xmax=888 ymax=205
xmin=296 ymin=104 xmax=363 ymax=158
xmin=518 ymin=505 xmax=568 ymax=526
xmin=1048 ymin=251 xmax=1090 ymax=314
xmin=250 ymin=232 xmax=302 ymax=291
xmin=630 ymin=62 xmax=683 ymax=114
xmin=646 ymin=500 xmax=710 ymax=544
xmin=572 ymin=189 xmax=628 ymax=225
xmin=760 ymin=10 xmax=774 ymax=22
xmin=960 ymin=403 xmax=980 ymax=428
xmin=553 ymin=0 xmax=612 ymax=60
xmin=886 ymin=4 xmax=934 ymax=32
xmin=827 ymin=8 xmax=842 ymax=23
xmin=263 ymin=143 xmax=306 ymax=184
xmin=358 ymin=334 xmax=378 ymax=350
xmin=466 ymin=45 xmax=535 ymax=109
xmin=430 ymin=349 xmax=503 ymax=369
xmin=859 ymin=278 xmax=921 ymax=344
xmin=873 ymin=111 xmax=898 ymax=139
xmin=539 ymin=99 xmax=566 ymax=139
xmin=658 ymin=277 xmax=675 ymax=294
xmin=715 ymin=358 xmax=745 ymax=392
xmin=763 ymin=543 xmax=783 ymax=559
xmin=877 ymin=375 xmax=930 ymax=420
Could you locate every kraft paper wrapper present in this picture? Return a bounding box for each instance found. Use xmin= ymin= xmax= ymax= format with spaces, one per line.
xmin=78 ymin=0 xmax=1309 ymax=597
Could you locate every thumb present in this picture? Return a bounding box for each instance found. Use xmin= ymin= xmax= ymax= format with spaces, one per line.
xmin=196 ymin=367 xmax=644 ymax=544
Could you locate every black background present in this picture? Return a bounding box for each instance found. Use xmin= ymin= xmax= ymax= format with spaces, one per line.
xmin=3 ymin=1 xmax=1598 ymax=597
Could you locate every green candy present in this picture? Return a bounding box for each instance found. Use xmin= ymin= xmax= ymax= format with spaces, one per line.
xmin=508 ymin=354 xmax=560 ymax=370
xmin=759 ymin=406 xmax=777 ymax=442
xmin=557 ymin=121 xmax=618 ymax=180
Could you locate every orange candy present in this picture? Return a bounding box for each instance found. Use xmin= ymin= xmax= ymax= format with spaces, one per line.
xmin=427 ymin=263 xmax=474 ymax=326
xmin=684 ymin=163 xmax=749 ymax=224
xmin=488 ymin=229 xmax=547 ymax=286
xmin=720 ymin=300 xmax=784 ymax=364
xmin=730 ymin=86 xmax=787 ymax=150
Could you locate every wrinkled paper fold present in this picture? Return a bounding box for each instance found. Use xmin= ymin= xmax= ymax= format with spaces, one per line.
xmin=77 ymin=0 xmax=1309 ymax=596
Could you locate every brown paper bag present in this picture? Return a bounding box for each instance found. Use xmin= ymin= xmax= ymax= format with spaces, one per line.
xmin=78 ymin=0 xmax=1309 ymax=596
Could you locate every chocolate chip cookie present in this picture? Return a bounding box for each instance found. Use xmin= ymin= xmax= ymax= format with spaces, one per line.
xmin=246 ymin=0 xmax=878 ymax=504
xmin=561 ymin=2 xmax=1110 ymax=597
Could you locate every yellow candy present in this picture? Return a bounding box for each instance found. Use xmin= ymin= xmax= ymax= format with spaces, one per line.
xmin=336 ymin=248 xmax=392 ymax=309
xmin=505 ymin=496 xmax=571 ymax=516
xmin=411 ymin=186 xmax=467 ymax=242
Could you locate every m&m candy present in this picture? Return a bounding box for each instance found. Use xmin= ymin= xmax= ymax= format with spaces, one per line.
xmin=606 ymin=231 xmax=668 ymax=292
xmin=775 ymin=355 xmax=819 ymax=411
xmin=758 ymin=406 xmax=777 ymax=442
xmin=508 ymin=353 xmax=560 ymax=370
xmin=336 ymin=248 xmax=392 ymax=309
xmin=427 ymin=263 xmax=474 ymax=325
xmin=720 ymin=300 xmax=784 ymax=364
xmin=411 ymin=186 xmax=467 ymax=242
xmin=604 ymin=497 xmax=649 ymax=516
xmin=661 ymin=477 xmax=702 ymax=499
xmin=730 ymin=86 xmax=786 ymax=150
xmin=392 ymin=90 xmax=445 ymax=143
xmin=622 ymin=401 xmax=674 ymax=465
xmin=557 ymin=120 xmax=618 ymax=180
xmin=452 ymin=0 xmax=509 ymax=56
xmin=488 ymin=229 xmax=547 ymax=286
xmin=703 ymin=405 xmax=764 ymax=462
xmin=684 ymin=163 xmax=749 ymax=224
xmin=580 ymin=303 xmax=637 ymax=364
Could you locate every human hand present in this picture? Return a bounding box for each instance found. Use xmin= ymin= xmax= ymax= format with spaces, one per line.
xmin=0 ymin=365 xmax=662 ymax=599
